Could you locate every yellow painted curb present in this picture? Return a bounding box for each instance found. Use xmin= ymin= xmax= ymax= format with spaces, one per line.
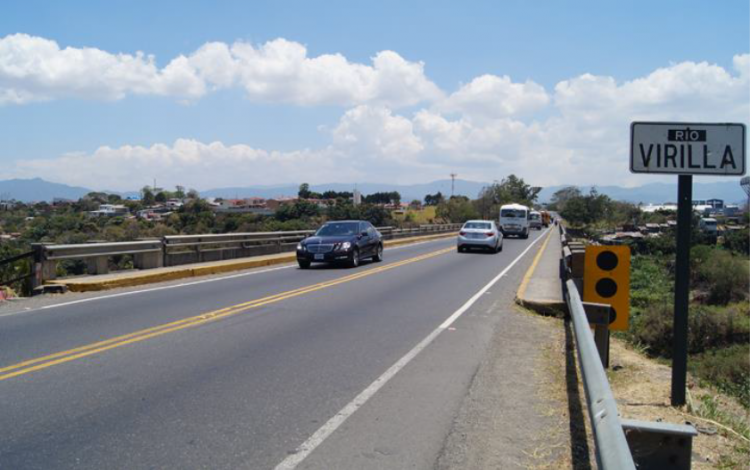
xmin=46 ymin=232 xmax=458 ymax=293
xmin=514 ymin=230 xmax=567 ymax=316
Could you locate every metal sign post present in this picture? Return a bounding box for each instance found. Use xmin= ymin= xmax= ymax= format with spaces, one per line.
xmin=631 ymin=122 xmax=746 ymax=407
xmin=672 ymin=175 xmax=692 ymax=405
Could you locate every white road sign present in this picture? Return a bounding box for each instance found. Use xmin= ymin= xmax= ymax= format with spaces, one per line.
xmin=630 ymin=122 xmax=746 ymax=176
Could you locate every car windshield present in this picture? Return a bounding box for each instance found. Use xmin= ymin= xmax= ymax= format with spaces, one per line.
xmin=501 ymin=209 xmax=526 ymax=218
xmin=530 ymin=213 xmax=540 ymax=220
xmin=463 ymin=222 xmax=491 ymax=230
xmin=316 ymin=222 xmax=359 ymax=236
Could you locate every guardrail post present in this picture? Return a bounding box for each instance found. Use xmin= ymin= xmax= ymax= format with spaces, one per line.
xmin=30 ymin=243 xmax=45 ymax=288
xmin=31 ymin=243 xmax=57 ymax=285
xmin=86 ymin=256 xmax=109 ymax=275
xmin=621 ymin=419 xmax=697 ymax=470
xmin=134 ymin=251 xmax=163 ymax=270
xmin=583 ymin=302 xmax=611 ymax=368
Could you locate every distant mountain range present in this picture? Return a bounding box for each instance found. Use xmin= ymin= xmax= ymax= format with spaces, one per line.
xmin=0 ymin=177 xmax=747 ymax=205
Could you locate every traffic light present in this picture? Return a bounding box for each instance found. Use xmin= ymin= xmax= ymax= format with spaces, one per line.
xmin=583 ymin=246 xmax=631 ymax=331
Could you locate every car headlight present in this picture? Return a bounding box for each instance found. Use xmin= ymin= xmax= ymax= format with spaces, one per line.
xmin=337 ymin=241 xmax=352 ymax=251
xmin=297 ymin=243 xmax=304 ymax=251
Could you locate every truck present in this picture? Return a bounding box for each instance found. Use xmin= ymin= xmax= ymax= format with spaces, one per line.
xmin=499 ymin=203 xmax=530 ymax=239
xmin=540 ymin=211 xmax=551 ymax=227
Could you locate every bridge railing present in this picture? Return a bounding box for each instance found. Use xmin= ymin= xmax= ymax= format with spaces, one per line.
xmin=31 ymin=224 xmax=461 ymax=283
xmin=559 ymin=223 xmax=697 ymax=470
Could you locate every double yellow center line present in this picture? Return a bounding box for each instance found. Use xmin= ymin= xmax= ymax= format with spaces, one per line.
xmin=0 ymin=246 xmax=454 ymax=382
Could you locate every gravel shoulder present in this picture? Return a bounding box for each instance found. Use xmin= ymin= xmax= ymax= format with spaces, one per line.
xmin=436 ymin=306 xmax=592 ymax=469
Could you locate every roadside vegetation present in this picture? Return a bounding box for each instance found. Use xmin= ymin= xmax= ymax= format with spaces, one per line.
xmin=0 ymin=175 xmax=542 ymax=295
xmin=550 ymin=186 xmax=750 ymax=411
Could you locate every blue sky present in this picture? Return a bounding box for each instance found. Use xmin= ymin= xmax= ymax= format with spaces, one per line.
xmin=0 ymin=0 xmax=748 ymax=191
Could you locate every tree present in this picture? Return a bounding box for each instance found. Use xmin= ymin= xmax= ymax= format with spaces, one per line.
xmin=187 ymin=188 xmax=200 ymax=200
xmin=473 ymin=175 xmax=541 ymax=219
xmin=155 ymin=191 xmax=168 ymax=203
xmin=424 ymin=192 xmax=444 ymax=206
xmin=437 ymin=196 xmax=479 ymax=223
xmin=84 ymin=192 xmax=108 ymax=204
xmin=559 ymin=188 xmax=613 ymax=226
xmin=298 ymin=183 xmax=312 ymax=199
xmin=322 ymin=190 xmax=353 ymax=200
xmin=174 ymin=185 xmax=186 ymax=199
xmin=275 ymin=200 xmax=321 ymax=221
xmin=549 ymin=186 xmax=582 ymax=212
xmin=364 ymin=191 xmax=401 ymax=205
xmin=142 ymin=186 xmax=155 ymax=206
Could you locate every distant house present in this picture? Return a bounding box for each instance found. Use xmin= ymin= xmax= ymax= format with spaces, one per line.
xmin=0 ymin=200 xmax=17 ymax=211
xmin=89 ymin=204 xmax=129 ymax=217
xmin=166 ymin=198 xmax=184 ymax=209
xmin=640 ymin=204 xmax=677 ymax=213
xmin=266 ymin=197 xmax=298 ymax=211
xmin=213 ymin=197 xmax=276 ymax=215
xmin=136 ymin=209 xmax=171 ymax=221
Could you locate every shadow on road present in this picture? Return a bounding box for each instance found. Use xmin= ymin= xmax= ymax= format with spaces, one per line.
xmin=564 ymin=319 xmax=593 ymax=470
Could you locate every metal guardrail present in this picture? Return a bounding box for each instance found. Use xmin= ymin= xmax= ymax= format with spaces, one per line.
xmin=565 ymin=278 xmax=637 ymax=470
xmin=45 ymin=240 xmax=162 ymax=260
xmin=31 ymin=224 xmax=461 ymax=284
xmin=560 ymin=221 xmax=697 ymax=470
xmin=0 ymin=250 xmax=35 ymax=289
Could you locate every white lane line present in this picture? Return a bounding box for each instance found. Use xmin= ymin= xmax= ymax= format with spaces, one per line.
xmin=273 ymin=227 xmax=551 ymax=470
xmin=0 ymin=237 xmax=452 ymax=318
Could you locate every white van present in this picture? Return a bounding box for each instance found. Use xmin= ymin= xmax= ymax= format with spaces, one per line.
xmin=529 ymin=211 xmax=542 ymax=230
xmin=499 ymin=203 xmax=530 ymax=239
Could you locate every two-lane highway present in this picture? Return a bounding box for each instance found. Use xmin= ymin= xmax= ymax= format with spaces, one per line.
xmin=0 ymin=229 xmax=550 ymax=469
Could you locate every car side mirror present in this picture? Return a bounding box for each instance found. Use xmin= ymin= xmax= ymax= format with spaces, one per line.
xmin=360 ymin=231 xmax=368 ymax=237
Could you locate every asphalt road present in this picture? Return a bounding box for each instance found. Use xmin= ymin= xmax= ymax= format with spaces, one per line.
xmin=0 ymin=229 xmax=550 ymax=469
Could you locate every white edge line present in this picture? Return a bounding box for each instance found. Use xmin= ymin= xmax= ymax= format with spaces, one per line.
xmin=273 ymin=227 xmax=551 ymax=470
xmin=0 ymin=237 xmax=449 ymax=318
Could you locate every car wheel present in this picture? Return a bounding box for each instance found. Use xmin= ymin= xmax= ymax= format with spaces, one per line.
xmin=373 ymin=244 xmax=384 ymax=262
xmin=498 ymin=241 xmax=503 ymax=252
xmin=298 ymin=260 xmax=311 ymax=269
xmin=349 ymin=248 xmax=360 ymax=268
xmin=457 ymin=245 xmax=464 ymax=253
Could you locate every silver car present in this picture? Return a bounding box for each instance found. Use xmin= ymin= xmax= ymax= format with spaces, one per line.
xmin=457 ymin=220 xmax=503 ymax=253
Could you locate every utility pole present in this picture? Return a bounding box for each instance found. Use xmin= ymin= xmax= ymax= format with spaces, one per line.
xmin=450 ymin=173 xmax=457 ymax=198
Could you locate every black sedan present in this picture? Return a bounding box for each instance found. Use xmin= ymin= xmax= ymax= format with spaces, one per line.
xmin=297 ymin=220 xmax=384 ymax=269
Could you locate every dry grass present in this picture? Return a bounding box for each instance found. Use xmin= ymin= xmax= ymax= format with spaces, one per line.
xmin=609 ymin=338 xmax=750 ymax=469
xmin=515 ymin=306 xmax=595 ymax=470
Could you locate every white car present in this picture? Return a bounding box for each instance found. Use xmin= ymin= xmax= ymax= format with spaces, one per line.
xmin=457 ymin=220 xmax=503 ymax=253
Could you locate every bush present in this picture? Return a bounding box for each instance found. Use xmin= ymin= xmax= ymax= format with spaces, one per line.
xmin=631 ymin=232 xmax=676 ymax=256
xmin=630 ymin=303 xmax=749 ymax=357
xmin=723 ymin=228 xmax=749 ymax=255
xmin=630 ymin=255 xmax=672 ymax=310
xmin=629 ymin=303 xmax=674 ymax=357
xmin=691 ymin=344 xmax=750 ymax=408
xmin=694 ymin=249 xmax=749 ymax=305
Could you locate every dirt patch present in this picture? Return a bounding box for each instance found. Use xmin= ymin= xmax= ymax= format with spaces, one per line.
xmin=608 ymin=338 xmax=750 ymax=469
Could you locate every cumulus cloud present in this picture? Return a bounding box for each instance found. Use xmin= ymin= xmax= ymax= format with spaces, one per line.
xmin=0 ymin=33 xmax=442 ymax=107
xmin=435 ymin=74 xmax=549 ymax=120
xmin=332 ymin=105 xmax=424 ymax=159
xmin=0 ymin=34 xmax=205 ymax=103
xmin=13 ymin=139 xmax=354 ymax=190
xmin=6 ymin=52 xmax=749 ymax=190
